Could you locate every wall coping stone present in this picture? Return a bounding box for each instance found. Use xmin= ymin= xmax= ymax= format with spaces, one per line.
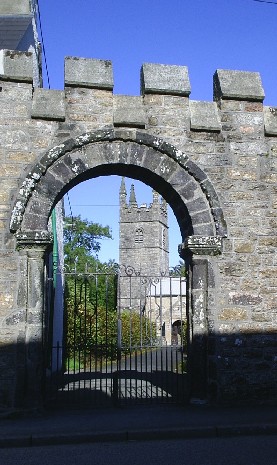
xmin=141 ymin=62 xmax=191 ymax=96
xmin=64 ymin=57 xmax=114 ymax=89
xmin=113 ymin=95 xmax=146 ymax=128
xmin=213 ymin=69 xmax=265 ymax=102
xmin=31 ymin=88 xmax=65 ymax=121
xmin=190 ymin=100 xmax=221 ymax=132
xmin=0 ymin=49 xmax=33 ymax=82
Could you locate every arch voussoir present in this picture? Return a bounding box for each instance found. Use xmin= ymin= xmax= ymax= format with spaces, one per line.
xmin=126 ymin=141 xmax=147 ymax=167
xmin=10 ymin=129 xmax=226 ymax=240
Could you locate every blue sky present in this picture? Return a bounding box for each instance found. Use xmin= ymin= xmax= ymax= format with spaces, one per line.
xmin=38 ymin=0 xmax=277 ymax=266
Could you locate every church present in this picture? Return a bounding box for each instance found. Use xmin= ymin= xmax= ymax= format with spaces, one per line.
xmin=118 ymin=178 xmax=186 ymax=345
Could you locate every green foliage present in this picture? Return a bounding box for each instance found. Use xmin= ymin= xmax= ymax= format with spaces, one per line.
xmin=63 ymin=268 xmax=156 ymax=363
xmin=178 ymin=357 xmax=187 ymax=374
xmin=64 ymin=215 xmax=112 ymax=271
xmin=120 ymin=310 xmax=157 ymax=349
xmin=179 ymin=320 xmax=188 ymax=352
xmin=65 ymin=284 xmax=157 ymax=364
xmin=65 ymin=297 xmax=118 ymax=362
xmin=63 ymin=214 xmax=119 ymax=363
xmin=170 ymin=260 xmax=186 ymax=277
xmin=64 ymin=273 xmax=118 ymax=360
xmin=63 ymin=214 xmax=156 ymax=366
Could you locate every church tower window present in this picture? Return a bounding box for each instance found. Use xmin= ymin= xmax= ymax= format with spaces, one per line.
xmin=135 ymin=227 xmax=144 ymax=243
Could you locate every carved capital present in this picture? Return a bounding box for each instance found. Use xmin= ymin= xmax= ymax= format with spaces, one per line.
xmin=179 ymin=235 xmax=222 ymax=257
xmin=16 ymin=230 xmax=53 ymax=251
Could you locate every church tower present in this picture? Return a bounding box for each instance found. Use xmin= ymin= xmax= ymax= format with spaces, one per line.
xmin=119 ymin=177 xmax=169 ymax=277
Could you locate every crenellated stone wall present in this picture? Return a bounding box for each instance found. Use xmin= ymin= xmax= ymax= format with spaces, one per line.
xmin=0 ymin=49 xmax=277 ymax=408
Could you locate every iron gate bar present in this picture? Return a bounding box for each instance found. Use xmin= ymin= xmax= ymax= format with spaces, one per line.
xmin=46 ymin=270 xmax=188 ymax=408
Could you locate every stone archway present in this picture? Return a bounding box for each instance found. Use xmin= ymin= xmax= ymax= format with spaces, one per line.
xmin=11 ymin=128 xmax=226 ymax=406
xmin=10 ymin=128 xmax=226 ymax=237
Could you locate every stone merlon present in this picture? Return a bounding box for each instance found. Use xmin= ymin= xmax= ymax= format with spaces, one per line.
xmin=213 ymin=69 xmax=265 ymax=101
xmin=0 ymin=49 xmax=33 ymax=82
xmin=64 ymin=56 xmax=114 ymax=89
xmin=141 ymin=62 xmax=191 ymax=96
xmin=2 ymin=50 xmax=277 ymax=136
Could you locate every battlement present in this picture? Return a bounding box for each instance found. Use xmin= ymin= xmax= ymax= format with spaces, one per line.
xmin=1 ymin=49 xmax=277 ymax=135
xmin=120 ymin=205 xmax=167 ymax=224
xmin=120 ymin=182 xmax=168 ymax=224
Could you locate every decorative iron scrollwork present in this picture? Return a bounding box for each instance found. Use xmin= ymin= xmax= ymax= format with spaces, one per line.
xmin=119 ymin=264 xmax=141 ymax=276
xmin=140 ymin=276 xmax=160 ymax=287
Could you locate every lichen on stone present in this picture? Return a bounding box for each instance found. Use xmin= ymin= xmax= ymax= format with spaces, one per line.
xmin=46 ymin=143 xmax=65 ymax=161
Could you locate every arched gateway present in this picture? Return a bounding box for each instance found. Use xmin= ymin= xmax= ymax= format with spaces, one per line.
xmin=10 ymin=129 xmax=225 ymax=407
xmin=1 ymin=51 xmax=276 ymax=409
xmin=11 ymin=129 xmax=226 ymax=237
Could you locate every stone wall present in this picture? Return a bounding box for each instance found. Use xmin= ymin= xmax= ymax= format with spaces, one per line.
xmin=0 ymin=50 xmax=276 ymax=408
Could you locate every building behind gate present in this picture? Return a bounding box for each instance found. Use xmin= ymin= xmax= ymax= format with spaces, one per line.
xmin=0 ymin=0 xmax=277 ymax=410
xmin=118 ymin=179 xmax=186 ymax=346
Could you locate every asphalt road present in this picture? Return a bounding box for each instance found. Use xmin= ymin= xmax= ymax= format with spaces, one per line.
xmin=49 ymin=346 xmax=187 ymax=407
xmin=1 ymin=435 xmax=276 ymax=465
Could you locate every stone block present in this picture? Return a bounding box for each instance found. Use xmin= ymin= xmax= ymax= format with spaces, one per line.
xmin=219 ymin=308 xmax=248 ymax=321
xmin=245 ymin=102 xmax=263 ymax=112
xmin=0 ymin=0 xmax=31 ymax=15
xmin=0 ymin=50 xmax=33 ymax=82
xmin=65 ymin=57 xmax=114 ymax=89
xmin=190 ymin=100 xmax=221 ymax=132
xmin=214 ymin=69 xmax=265 ymax=101
xmin=5 ymin=310 xmax=25 ymax=326
xmin=234 ymin=240 xmax=255 ymax=253
xmin=230 ymin=293 xmax=262 ymax=306
xmin=141 ymin=63 xmax=191 ymax=96
xmin=113 ymin=95 xmax=146 ymax=128
xmin=264 ymin=106 xmax=277 ymax=135
xmin=31 ymin=88 xmax=65 ymax=121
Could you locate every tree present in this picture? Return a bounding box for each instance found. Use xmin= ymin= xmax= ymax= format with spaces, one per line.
xmin=63 ymin=214 xmax=156 ymax=365
xmin=64 ymin=215 xmax=112 ymax=271
xmin=63 ymin=215 xmax=118 ymax=362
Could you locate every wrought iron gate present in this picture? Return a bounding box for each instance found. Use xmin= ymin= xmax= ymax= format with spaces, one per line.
xmin=45 ymin=268 xmax=188 ymax=408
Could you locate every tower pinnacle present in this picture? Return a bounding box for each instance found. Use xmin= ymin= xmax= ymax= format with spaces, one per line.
xmin=120 ymin=177 xmax=127 ymax=205
xmin=152 ymin=190 xmax=159 ymax=204
xmin=129 ymin=184 xmax=137 ymax=206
